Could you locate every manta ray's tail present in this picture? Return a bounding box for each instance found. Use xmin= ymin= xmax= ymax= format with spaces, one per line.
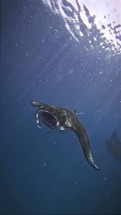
xmin=73 ymin=124 xmax=100 ymax=170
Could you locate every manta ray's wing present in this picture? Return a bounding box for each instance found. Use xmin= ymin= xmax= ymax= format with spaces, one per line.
xmin=106 ymin=130 xmax=121 ymax=163
xmin=111 ymin=130 xmax=119 ymax=144
xmin=31 ymin=101 xmax=46 ymax=108
xmin=72 ymin=117 xmax=100 ymax=170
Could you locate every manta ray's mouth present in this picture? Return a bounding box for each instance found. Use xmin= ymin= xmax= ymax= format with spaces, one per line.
xmin=36 ymin=110 xmax=58 ymax=129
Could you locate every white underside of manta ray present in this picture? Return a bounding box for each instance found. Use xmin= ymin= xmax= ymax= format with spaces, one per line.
xmin=31 ymin=101 xmax=100 ymax=171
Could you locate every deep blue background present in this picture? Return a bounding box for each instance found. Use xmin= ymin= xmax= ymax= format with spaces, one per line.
xmin=1 ymin=0 xmax=121 ymax=214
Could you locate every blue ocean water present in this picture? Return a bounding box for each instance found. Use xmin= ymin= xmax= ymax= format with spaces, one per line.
xmin=1 ymin=0 xmax=121 ymax=214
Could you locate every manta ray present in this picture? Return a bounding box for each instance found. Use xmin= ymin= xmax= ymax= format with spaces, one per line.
xmin=106 ymin=130 xmax=121 ymax=163
xmin=31 ymin=101 xmax=100 ymax=170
